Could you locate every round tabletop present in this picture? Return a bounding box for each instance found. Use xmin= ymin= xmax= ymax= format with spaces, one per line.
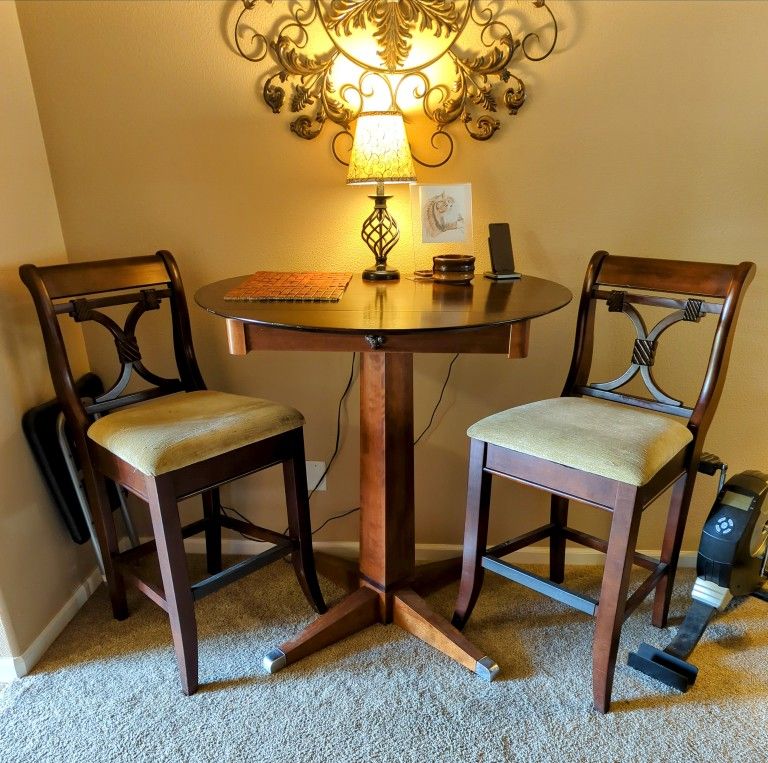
xmin=195 ymin=274 xmax=572 ymax=335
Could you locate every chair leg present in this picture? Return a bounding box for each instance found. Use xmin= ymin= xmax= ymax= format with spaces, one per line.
xmin=652 ymin=471 xmax=695 ymax=628
xmin=452 ymin=439 xmax=492 ymax=631
xmin=592 ymin=484 xmax=642 ymax=714
xmin=283 ymin=431 xmax=327 ymax=614
xmin=81 ymin=458 xmax=128 ymax=620
xmin=146 ymin=476 xmax=198 ymax=696
xmin=550 ymin=495 xmax=569 ymax=584
xmin=202 ymin=488 xmax=222 ymax=575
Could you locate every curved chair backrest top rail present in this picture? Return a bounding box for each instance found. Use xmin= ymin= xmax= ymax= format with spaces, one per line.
xmin=19 ymin=251 xmax=206 ymax=441
xmin=563 ymin=251 xmax=755 ymax=448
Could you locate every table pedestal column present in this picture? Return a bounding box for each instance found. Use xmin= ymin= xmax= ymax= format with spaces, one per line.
xmin=263 ymin=351 xmax=498 ymax=681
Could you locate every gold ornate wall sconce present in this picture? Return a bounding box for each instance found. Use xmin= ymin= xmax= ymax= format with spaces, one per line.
xmin=233 ymin=0 xmax=558 ymax=168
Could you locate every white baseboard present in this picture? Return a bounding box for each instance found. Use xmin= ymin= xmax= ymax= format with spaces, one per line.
xmin=0 ymin=566 xmax=103 ymax=682
xmin=182 ymin=536 xmax=697 ymax=568
xmin=0 ymin=538 xmax=695 ymax=684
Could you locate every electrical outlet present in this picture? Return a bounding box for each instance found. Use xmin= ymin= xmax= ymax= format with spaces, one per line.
xmin=306 ymin=461 xmax=327 ymax=491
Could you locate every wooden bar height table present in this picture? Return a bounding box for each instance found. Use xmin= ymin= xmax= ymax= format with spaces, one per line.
xmin=196 ymin=273 xmax=571 ymax=680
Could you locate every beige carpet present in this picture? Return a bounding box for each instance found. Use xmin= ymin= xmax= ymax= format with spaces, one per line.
xmin=1 ymin=559 xmax=767 ymax=762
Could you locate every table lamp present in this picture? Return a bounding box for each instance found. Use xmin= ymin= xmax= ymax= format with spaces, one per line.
xmin=347 ymin=111 xmax=416 ymax=281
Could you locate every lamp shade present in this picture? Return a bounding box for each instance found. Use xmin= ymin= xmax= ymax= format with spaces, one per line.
xmin=347 ymin=111 xmax=416 ymax=185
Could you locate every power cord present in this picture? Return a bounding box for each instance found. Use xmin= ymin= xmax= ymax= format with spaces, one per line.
xmin=309 ymin=351 xmax=459 ymax=535
xmin=222 ymin=351 xmax=459 ymax=539
xmin=310 ymin=505 xmax=360 ymax=535
xmin=279 ymin=352 xmax=358 ymax=535
xmin=413 ymin=353 xmax=459 ymax=445
xmin=308 ymin=352 xmax=357 ymax=501
xmin=219 ymin=503 xmax=262 ymax=543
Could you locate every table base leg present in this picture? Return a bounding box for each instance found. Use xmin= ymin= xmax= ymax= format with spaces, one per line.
xmin=392 ymin=588 xmax=499 ymax=681
xmin=264 ymin=587 xmax=379 ymax=673
xmin=264 ymin=585 xmax=499 ymax=681
xmin=314 ymin=550 xmax=462 ymax=597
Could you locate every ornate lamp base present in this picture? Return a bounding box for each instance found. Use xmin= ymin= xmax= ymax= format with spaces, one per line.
xmin=363 ymin=264 xmax=399 ymax=281
xmin=360 ymin=187 xmax=400 ymax=282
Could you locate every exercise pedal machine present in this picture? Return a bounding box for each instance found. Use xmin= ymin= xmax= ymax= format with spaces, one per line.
xmin=628 ymin=458 xmax=768 ymax=692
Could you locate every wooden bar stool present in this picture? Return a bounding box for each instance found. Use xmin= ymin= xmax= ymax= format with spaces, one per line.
xmin=21 ymin=251 xmax=326 ymax=695
xmin=452 ymin=252 xmax=755 ymax=712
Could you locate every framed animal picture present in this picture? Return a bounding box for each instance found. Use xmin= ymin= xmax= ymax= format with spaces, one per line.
xmin=413 ymin=183 xmax=473 ymax=245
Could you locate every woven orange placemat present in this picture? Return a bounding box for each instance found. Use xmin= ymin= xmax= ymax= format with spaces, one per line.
xmin=224 ymin=272 xmax=353 ymax=302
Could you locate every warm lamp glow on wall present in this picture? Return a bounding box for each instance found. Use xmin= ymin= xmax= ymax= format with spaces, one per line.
xmin=233 ymin=1 xmax=558 ymax=168
xmin=347 ymin=111 xmax=416 ymax=281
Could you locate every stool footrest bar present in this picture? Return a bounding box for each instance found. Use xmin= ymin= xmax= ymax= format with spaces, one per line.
xmin=481 ymin=555 xmax=598 ymax=616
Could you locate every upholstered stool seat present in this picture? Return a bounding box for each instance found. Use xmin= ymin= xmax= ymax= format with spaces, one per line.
xmin=467 ymin=396 xmax=693 ymax=487
xmin=88 ymin=390 xmax=304 ymax=477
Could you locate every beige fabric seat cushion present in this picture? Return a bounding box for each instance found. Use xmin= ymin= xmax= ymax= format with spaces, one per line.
xmin=467 ymin=396 xmax=693 ymax=486
xmin=87 ymin=390 xmax=304 ymax=476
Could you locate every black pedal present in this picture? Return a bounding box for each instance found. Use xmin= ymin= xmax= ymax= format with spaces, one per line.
xmin=627 ymin=643 xmax=699 ymax=692
xmin=698 ymin=452 xmax=725 ymax=476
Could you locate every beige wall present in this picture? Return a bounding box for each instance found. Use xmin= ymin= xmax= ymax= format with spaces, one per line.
xmin=15 ymin=0 xmax=768 ymax=557
xmin=0 ymin=1 xmax=94 ymax=664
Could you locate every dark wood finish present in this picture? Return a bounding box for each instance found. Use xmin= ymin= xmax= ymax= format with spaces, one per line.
xmin=31 ymin=256 xmax=170 ymax=299
xmin=452 ymin=252 xmax=755 ymax=713
xmin=119 ymin=518 xmax=208 ymax=565
xmin=651 ymin=471 xmax=693 ymax=627
xmin=121 ymin=568 xmax=167 ymax=612
xmin=549 ymin=495 xmax=569 ymax=584
xmin=359 ymin=352 xmax=415 ymax=593
xmin=596 ymin=255 xmax=741 ymax=298
xmin=623 ymin=562 xmax=668 ymax=619
xmin=277 ymin=586 xmax=380 ymax=668
xmin=19 ymin=252 xmax=327 ymax=695
xmin=592 ymin=289 xmax=722 ymax=315
xmin=485 ymin=523 xmax=554 ymax=560
xmin=485 ymin=444 xmax=625 ymax=509
xmin=196 ymin=273 xmax=571 ymax=336
xmin=562 ymin=528 xmax=662 ymax=572
xmin=202 ymin=489 xmax=222 ymax=575
xmin=575 ymin=385 xmax=693 ymax=418
xmin=392 ymin=589 xmax=486 ymax=673
xmin=225 ymin=320 xmax=530 ymax=358
xmin=146 ymin=476 xmax=198 ymax=695
xmin=283 ymin=428 xmax=328 ymax=611
xmin=591 ymin=483 xmax=642 ymax=714
xmin=452 ymin=439 xmax=492 ymax=630
xmin=218 ymin=515 xmax=290 ymax=548
xmin=203 ymin=271 xmax=572 ymax=678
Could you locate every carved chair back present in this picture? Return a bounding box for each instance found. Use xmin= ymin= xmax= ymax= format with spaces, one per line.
xmin=20 ymin=251 xmax=205 ymax=444
xmin=563 ymin=252 xmax=755 ymax=449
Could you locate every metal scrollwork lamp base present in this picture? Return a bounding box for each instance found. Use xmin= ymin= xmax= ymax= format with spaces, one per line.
xmin=361 ymin=185 xmax=400 ymax=281
xmin=347 ymin=111 xmax=416 ymax=281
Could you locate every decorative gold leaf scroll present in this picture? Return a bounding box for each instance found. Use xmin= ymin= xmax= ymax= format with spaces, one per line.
xmin=233 ymin=0 xmax=558 ymax=167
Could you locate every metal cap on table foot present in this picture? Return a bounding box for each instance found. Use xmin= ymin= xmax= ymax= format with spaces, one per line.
xmin=475 ymin=656 xmax=500 ymax=682
xmin=263 ymin=648 xmax=287 ymax=674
